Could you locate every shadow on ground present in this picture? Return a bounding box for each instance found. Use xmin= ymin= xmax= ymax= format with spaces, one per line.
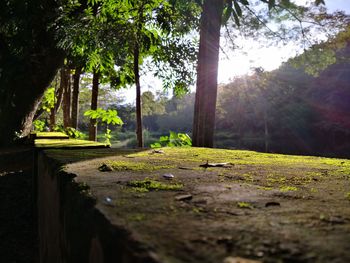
xmin=0 ymin=148 xmax=38 ymax=263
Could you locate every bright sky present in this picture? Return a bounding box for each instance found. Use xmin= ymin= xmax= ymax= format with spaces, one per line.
xmin=218 ymin=0 xmax=350 ymax=83
xmin=117 ymin=1 xmax=350 ymax=103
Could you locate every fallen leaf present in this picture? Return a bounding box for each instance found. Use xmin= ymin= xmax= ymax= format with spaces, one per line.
xmin=200 ymin=161 xmax=233 ymax=168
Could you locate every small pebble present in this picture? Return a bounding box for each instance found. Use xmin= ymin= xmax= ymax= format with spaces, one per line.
xmin=163 ymin=173 xmax=174 ymax=179
xmin=104 ymin=197 xmax=114 ymax=207
xmin=98 ymin=163 xmax=113 ymax=172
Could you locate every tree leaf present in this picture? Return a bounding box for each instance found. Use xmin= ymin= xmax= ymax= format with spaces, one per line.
xmin=232 ymin=9 xmax=240 ymax=26
xmin=315 ymin=0 xmax=325 ymax=6
xmin=268 ymin=0 xmax=275 ymax=10
xmin=222 ymin=6 xmax=233 ymax=24
xmin=239 ymin=0 xmax=249 ymax=5
xmin=233 ymin=1 xmax=242 ymax=17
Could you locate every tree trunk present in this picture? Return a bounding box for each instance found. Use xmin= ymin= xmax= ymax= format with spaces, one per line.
xmin=0 ymin=1 xmax=64 ymax=146
xmin=134 ymin=44 xmax=143 ymax=148
xmin=264 ymin=108 xmax=269 ymax=153
xmin=49 ymin=77 xmax=64 ymax=131
xmin=71 ymin=67 xmax=82 ymax=129
xmin=49 ymin=107 xmax=56 ymax=131
xmin=62 ymin=67 xmax=72 ymax=128
xmin=0 ymin=58 xmax=64 ymax=145
xmin=89 ymin=71 xmax=100 ymax=141
xmin=192 ymin=0 xmax=224 ymax=148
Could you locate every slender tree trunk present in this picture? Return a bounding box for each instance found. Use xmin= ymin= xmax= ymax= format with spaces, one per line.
xmin=49 ymin=108 xmax=56 ymax=131
xmin=49 ymin=77 xmax=64 ymax=131
xmin=89 ymin=71 xmax=100 ymax=141
xmin=71 ymin=67 xmax=82 ymax=129
xmin=62 ymin=67 xmax=71 ymax=128
xmin=192 ymin=0 xmax=224 ymax=148
xmin=134 ymin=44 xmax=143 ymax=148
xmin=264 ymin=108 xmax=269 ymax=152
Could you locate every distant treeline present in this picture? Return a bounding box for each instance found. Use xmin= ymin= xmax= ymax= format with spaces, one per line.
xmin=107 ymin=41 xmax=350 ymax=158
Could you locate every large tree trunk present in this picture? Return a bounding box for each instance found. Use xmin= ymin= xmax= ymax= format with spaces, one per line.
xmin=0 ymin=1 xmax=65 ymax=146
xmin=71 ymin=67 xmax=82 ymax=129
xmin=0 ymin=53 xmax=64 ymax=146
xmin=62 ymin=67 xmax=72 ymax=128
xmin=134 ymin=44 xmax=143 ymax=148
xmin=192 ymin=0 xmax=224 ymax=148
xmin=89 ymin=71 xmax=100 ymax=141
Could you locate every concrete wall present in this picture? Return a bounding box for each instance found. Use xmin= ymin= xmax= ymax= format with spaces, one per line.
xmin=37 ymin=151 xmax=158 ymax=263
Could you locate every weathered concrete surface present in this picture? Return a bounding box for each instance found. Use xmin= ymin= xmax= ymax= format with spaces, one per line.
xmin=37 ymin=149 xmax=158 ymax=263
xmin=38 ymin=148 xmax=350 ymax=263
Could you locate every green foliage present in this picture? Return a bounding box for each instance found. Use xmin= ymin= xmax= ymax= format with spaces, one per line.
xmin=84 ymin=108 xmax=123 ymax=126
xmin=290 ymin=48 xmax=337 ymax=76
xmin=150 ymin=131 xmax=192 ymax=148
xmin=84 ymin=108 xmax=123 ymax=145
xmin=105 ymin=128 xmax=112 ymax=146
xmin=53 ymin=125 xmax=85 ymax=139
xmin=41 ymin=87 xmax=55 ymax=112
xmin=32 ymin=120 xmax=46 ymax=132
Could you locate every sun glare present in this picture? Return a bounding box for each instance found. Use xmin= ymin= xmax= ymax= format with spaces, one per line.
xmin=218 ymin=42 xmax=298 ymax=84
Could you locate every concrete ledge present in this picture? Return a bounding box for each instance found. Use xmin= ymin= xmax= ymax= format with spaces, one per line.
xmin=37 ymin=150 xmax=159 ymax=263
xmin=37 ymin=147 xmax=350 ymax=263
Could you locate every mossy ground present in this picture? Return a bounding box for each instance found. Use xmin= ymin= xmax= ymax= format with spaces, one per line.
xmin=57 ymin=147 xmax=350 ymax=263
xmin=34 ymin=138 xmax=108 ymax=148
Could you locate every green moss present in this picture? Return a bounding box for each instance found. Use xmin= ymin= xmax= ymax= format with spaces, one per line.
xmin=267 ymin=174 xmax=287 ymax=185
xmin=345 ymin=192 xmax=350 ymax=200
xmin=258 ymin=186 xmax=273 ymax=191
xmin=280 ymin=186 xmax=298 ymax=192
xmin=192 ymin=207 xmax=204 ymax=214
xmin=127 ymin=213 xmax=146 ymax=221
xmin=107 ymin=148 xmax=350 ymax=180
xmin=76 ymin=182 xmax=94 ymax=198
xmin=109 ymin=147 xmax=350 ymax=170
xmin=310 ymin=188 xmax=318 ymax=193
xmin=237 ymin=202 xmax=253 ymax=209
xmin=32 ymin=131 xmax=69 ymax=138
xmin=35 ymin=138 xmax=108 ymax=148
xmin=127 ymin=179 xmax=183 ymax=192
xmin=109 ymin=160 xmax=174 ymax=171
xmin=130 ymin=187 xmax=149 ymax=193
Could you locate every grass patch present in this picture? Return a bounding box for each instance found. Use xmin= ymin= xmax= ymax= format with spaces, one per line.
xmin=127 ymin=179 xmax=183 ymax=192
